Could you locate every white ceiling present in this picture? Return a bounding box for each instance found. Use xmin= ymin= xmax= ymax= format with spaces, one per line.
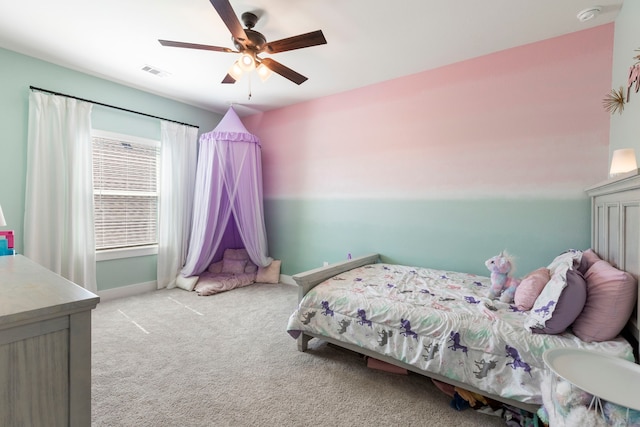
xmin=0 ymin=0 xmax=624 ymax=116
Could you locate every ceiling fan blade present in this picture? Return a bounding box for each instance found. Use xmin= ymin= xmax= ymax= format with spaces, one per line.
xmin=260 ymin=58 xmax=308 ymax=85
xmin=158 ymin=39 xmax=235 ymax=53
xmin=209 ymin=0 xmax=248 ymax=46
xmin=221 ymin=74 xmax=236 ymax=84
xmin=264 ymin=30 xmax=327 ymax=54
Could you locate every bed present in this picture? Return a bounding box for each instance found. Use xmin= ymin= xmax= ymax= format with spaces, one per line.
xmin=286 ymin=173 xmax=640 ymax=415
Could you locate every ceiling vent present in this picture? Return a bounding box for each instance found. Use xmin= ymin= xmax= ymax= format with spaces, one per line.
xmin=141 ymin=64 xmax=170 ymax=78
xmin=576 ymin=6 xmax=602 ymax=22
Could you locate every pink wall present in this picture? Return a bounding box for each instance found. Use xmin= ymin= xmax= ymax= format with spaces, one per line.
xmin=245 ymin=25 xmax=613 ymax=200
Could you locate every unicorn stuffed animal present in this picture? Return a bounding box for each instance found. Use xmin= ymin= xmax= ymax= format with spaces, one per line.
xmin=485 ymin=251 xmax=521 ymax=303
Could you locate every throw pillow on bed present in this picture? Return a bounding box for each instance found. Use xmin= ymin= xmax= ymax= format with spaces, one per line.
xmin=571 ymin=260 xmax=637 ymax=342
xmin=531 ymin=269 xmax=587 ymax=334
xmin=256 ymin=260 xmax=281 ymax=284
xmin=524 ymin=250 xmax=582 ymax=332
xmin=514 ymin=267 xmax=550 ymax=311
xmin=577 ymin=249 xmax=602 ymax=275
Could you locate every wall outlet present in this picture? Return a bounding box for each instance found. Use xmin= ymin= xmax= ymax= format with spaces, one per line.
xmin=323 ymin=261 xmax=329 ymax=267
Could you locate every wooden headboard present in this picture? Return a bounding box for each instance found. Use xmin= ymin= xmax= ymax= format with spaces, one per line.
xmin=586 ymin=170 xmax=640 ymax=356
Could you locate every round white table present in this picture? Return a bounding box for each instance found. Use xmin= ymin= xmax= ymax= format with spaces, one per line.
xmin=544 ymin=348 xmax=640 ymax=413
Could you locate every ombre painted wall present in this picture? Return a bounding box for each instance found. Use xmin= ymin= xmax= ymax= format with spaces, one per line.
xmin=245 ymin=25 xmax=614 ymax=277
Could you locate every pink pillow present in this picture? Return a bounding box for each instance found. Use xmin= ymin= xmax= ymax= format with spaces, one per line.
xmin=244 ymin=262 xmax=258 ymax=274
xmin=256 ymin=260 xmax=281 ymax=284
xmin=572 ymin=260 xmax=637 ymax=342
xmin=578 ymin=249 xmax=602 ymax=275
xmin=195 ymin=281 xmax=225 ymax=296
xmin=207 ymin=261 xmax=223 ymax=274
xmin=514 ymin=267 xmax=550 ymax=311
xmin=223 ymin=248 xmax=250 ymax=260
xmin=222 ymin=258 xmax=247 ymax=274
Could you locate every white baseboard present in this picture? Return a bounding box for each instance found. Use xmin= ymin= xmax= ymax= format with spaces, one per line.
xmin=279 ymin=274 xmax=296 ymax=286
xmin=98 ymin=281 xmax=157 ymax=302
xmin=99 ymin=276 xmax=296 ymax=302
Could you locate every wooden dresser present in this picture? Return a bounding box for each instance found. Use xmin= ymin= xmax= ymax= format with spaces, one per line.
xmin=0 ymin=255 xmax=100 ymax=427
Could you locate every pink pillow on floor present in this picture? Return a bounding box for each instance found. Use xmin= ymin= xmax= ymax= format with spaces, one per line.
xmin=223 ymin=248 xmax=250 ymax=260
xmin=222 ymin=258 xmax=247 ymax=274
xmin=572 ymin=260 xmax=637 ymax=342
xmin=208 ymin=261 xmax=223 ymax=274
xmin=514 ymin=267 xmax=550 ymax=311
xmin=256 ymin=260 xmax=281 ymax=284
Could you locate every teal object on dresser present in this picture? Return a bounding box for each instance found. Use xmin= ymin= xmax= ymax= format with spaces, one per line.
xmin=0 ymin=230 xmax=15 ymax=256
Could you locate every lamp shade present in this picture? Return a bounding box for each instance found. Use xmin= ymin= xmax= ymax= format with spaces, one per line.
xmin=256 ymin=63 xmax=272 ymax=82
xmin=238 ymin=53 xmax=255 ymax=72
xmin=609 ymin=149 xmax=638 ymax=177
xmin=228 ymin=61 xmax=244 ymax=81
xmin=0 ymin=205 xmax=6 ymax=227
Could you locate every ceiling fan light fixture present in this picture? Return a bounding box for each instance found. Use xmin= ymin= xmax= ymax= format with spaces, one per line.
xmin=256 ymin=63 xmax=273 ymax=82
xmin=238 ymin=52 xmax=256 ymax=72
xmin=228 ymin=61 xmax=244 ymax=81
xmin=158 ymin=1 xmax=327 ymax=86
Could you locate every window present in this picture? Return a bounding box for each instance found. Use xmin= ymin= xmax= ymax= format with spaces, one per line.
xmin=92 ymin=130 xmax=159 ymax=259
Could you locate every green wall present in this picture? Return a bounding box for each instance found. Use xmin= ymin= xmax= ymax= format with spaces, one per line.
xmin=609 ymin=0 xmax=640 ymax=153
xmin=266 ymin=197 xmax=591 ymax=277
xmin=0 ymin=47 xmax=223 ymax=291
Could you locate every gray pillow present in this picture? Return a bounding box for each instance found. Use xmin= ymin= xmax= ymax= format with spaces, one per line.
xmin=531 ymin=269 xmax=587 ymax=335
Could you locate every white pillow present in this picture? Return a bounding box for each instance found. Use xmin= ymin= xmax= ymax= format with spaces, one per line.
xmin=175 ymin=274 xmax=199 ymax=291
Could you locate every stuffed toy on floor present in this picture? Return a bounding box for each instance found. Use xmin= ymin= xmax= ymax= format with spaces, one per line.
xmin=538 ymin=373 xmax=640 ymax=427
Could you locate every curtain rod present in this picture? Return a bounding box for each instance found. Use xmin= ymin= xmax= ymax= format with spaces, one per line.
xmin=29 ymin=86 xmax=199 ymax=129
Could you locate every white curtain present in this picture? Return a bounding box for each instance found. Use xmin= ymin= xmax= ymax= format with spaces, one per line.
xmin=24 ymin=92 xmax=97 ymax=292
xmin=157 ymin=121 xmax=198 ymax=289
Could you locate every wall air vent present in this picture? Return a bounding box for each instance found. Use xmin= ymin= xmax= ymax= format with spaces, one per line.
xmin=141 ymin=64 xmax=170 ymax=78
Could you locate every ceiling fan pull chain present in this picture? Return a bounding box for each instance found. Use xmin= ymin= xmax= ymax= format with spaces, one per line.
xmin=247 ymin=73 xmax=252 ymax=100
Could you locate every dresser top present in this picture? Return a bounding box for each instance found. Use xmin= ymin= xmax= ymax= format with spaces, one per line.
xmin=0 ymin=255 xmax=99 ymax=327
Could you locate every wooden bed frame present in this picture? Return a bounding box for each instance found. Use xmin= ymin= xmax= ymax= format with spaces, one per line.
xmin=291 ymin=173 xmax=640 ymax=414
xmin=293 ymin=253 xmax=537 ymax=413
xmin=586 ymin=170 xmax=640 ymax=357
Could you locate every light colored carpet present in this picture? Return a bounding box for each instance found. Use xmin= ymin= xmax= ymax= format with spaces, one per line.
xmin=92 ymin=282 xmax=507 ymax=426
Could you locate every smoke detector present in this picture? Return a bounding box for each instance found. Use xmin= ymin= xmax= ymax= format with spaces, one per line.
xmin=577 ymin=6 xmax=602 ymax=22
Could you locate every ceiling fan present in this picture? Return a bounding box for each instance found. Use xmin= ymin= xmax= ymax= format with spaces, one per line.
xmin=158 ymin=0 xmax=327 ymax=85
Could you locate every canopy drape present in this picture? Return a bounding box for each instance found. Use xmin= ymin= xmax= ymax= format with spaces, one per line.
xmin=181 ymin=107 xmax=271 ymax=277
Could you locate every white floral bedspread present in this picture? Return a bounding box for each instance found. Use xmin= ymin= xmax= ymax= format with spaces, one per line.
xmin=286 ymin=263 xmax=634 ymax=405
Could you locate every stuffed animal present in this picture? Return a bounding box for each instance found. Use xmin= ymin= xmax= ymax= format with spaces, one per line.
xmin=485 ymin=251 xmax=521 ymax=303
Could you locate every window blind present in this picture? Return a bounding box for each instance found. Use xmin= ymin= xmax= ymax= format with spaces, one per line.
xmin=92 ymin=132 xmax=159 ymax=251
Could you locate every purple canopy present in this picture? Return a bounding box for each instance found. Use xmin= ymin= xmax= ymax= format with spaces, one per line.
xmin=181 ymin=107 xmax=272 ymax=276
